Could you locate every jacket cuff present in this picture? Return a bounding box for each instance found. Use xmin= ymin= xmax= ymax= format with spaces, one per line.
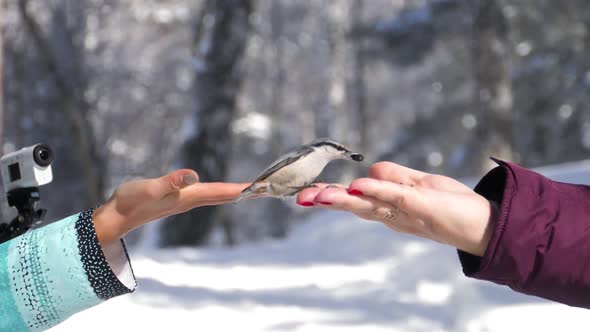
xmin=457 ymin=158 xmax=514 ymax=280
xmin=77 ymin=209 xmax=137 ymax=300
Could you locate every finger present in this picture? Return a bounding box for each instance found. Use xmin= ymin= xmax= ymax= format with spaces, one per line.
xmin=313 ymin=186 xmax=393 ymax=215
xmin=311 ymin=187 xmax=422 ymax=231
xmin=179 ymin=182 xmax=251 ymax=202
xmin=309 ymin=186 xmax=432 ymax=236
xmin=157 ymin=169 xmax=200 ymax=194
xmin=154 ymin=197 xmax=243 ymax=220
xmin=305 ymin=183 xmax=347 ymax=190
xmin=297 ymin=187 xmax=322 ymax=206
xmin=355 ymin=210 xmax=422 ymax=236
xmin=368 ymin=161 xmax=427 ymax=185
xmin=183 ymin=198 xmax=237 ymax=208
xmin=296 ymin=183 xmax=347 ymax=206
xmin=160 ymin=182 xmax=251 ymax=213
xmin=348 ymin=178 xmax=428 ymax=218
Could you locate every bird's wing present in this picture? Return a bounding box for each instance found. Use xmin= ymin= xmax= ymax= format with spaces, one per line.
xmin=251 ymin=145 xmax=315 ymax=183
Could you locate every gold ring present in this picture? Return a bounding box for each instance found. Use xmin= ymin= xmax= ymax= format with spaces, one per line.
xmin=384 ymin=207 xmax=400 ymax=221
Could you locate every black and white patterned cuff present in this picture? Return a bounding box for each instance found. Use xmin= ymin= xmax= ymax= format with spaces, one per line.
xmin=76 ymin=208 xmax=136 ymax=300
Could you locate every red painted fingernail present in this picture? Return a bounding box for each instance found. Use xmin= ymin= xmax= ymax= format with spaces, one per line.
xmin=298 ymin=202 xmax=314 ymax=207
xmin=348 ymin=189 xmax=364 ymax=196
xmin=318 ymin=201 xmax=332 ymax=205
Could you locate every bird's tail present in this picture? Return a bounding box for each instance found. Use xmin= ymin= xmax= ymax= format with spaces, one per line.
xmin=233 ymin=183 xmax=269 ymax=204
xmin=233 ymin=187 xmax=252 ymax=204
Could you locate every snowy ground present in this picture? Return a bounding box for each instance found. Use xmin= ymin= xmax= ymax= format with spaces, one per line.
xmin=51 ymin=161 xmax=590 ymax=332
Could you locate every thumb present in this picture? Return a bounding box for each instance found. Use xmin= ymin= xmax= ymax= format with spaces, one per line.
xmin=158 ymin=169 xmax=200 ymax=193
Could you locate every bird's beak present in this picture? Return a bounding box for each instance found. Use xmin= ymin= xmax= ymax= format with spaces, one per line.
xmin=346 ymin=151 xmax=364 ymax=162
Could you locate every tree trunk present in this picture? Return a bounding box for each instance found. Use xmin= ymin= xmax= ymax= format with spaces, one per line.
xmin=351 ymin=0 xmax=368 ymax=154
xmin=0 ymin=0 xmax=3 ymax=151
xmin=472 ymin=0 xmax=513 ymax=173
xmin=161 ymin=0 xmax=252 ymax=247
xmin=326 ymin=2 xmax=348 ymax=142
xmin=267 ymin=0 xmax=289 ymax=239
xmin=17 ymin=0 xmax=105 ymax=205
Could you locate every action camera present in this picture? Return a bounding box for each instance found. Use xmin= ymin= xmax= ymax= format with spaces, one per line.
xmin=0 ymin=143 xmax=54 ymax=192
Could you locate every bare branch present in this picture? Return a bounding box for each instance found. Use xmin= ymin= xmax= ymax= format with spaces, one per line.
xmin=17 ymin=0 xmax=105 ymax=204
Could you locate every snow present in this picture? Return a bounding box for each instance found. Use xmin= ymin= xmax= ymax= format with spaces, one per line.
xmin=50 ymin=160 xmax=590 ymax=332
xmin=231 ymin=112 xmax=272 ymax=139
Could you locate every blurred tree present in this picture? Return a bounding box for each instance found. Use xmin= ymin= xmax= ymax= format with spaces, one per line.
xmin=0 ymin=0 xmax=6 ymax=224
xmin=351 ymin=0 xmax=368 ymax=155
xmin=162 ymin=0 xmax=253 ymax=247
xmin=506 ymin=0 xmax=590 ymax=167
xmin=17 ymin=0 xmax=106 ymax=205
xmin=0 ymin=0 xmax=3 ymax=150
xmin=4 ymin=0 xmax=590 ymax=247
xmin=267 ymin=0 xmax=290 ymax=239
xmin=471 ymin=0 xmax=513 ymax=172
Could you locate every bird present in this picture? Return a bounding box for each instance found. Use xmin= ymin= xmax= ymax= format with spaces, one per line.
xmin=234 ymin=138 xmax=364 ymax=203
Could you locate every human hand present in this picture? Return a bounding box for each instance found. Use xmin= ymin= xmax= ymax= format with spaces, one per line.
xmin=93 ymin=169 xmax=249 ymax=247
xmin=296 ymin=162 xmax=495 ymax=256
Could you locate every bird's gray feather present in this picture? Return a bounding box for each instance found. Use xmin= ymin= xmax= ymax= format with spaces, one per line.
xmin=251 ymin=145 xmax=315 ymax=183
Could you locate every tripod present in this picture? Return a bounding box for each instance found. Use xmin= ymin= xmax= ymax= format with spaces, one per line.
xmin=0 ymin=187 xmax=47 ymax=244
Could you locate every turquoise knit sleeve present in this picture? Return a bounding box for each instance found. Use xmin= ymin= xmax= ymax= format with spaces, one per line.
xmin=0 ymin=209 xmax=136 ymax=331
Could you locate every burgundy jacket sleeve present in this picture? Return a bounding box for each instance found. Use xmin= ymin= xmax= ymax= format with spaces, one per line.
xmin=458 ymin=158 xmax=590 ymax=308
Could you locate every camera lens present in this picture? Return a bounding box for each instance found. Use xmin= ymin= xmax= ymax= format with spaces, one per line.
xmin=33 ymin=144 xmax=54 ymax=167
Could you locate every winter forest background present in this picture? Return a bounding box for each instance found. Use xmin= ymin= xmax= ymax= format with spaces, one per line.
xmin=2 ymin=0 xmax=590 ymax=247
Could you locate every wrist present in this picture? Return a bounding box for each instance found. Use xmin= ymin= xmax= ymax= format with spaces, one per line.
xmin=93 ymin=202 xmax=128 ymax=247
xmin=433 ymin=195 xmax=495 ymax=257
xmin=477 ymin=200 xmax=497 ymax=255
xmin=457 ymin=198 xmax=495 ymax=256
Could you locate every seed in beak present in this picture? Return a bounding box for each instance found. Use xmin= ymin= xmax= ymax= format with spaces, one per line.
xmin=350 ymin=153 xmax=364 ymax=162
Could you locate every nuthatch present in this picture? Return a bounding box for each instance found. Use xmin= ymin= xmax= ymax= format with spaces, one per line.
xmin=234 ymin=138 xmax=364 ymax=203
